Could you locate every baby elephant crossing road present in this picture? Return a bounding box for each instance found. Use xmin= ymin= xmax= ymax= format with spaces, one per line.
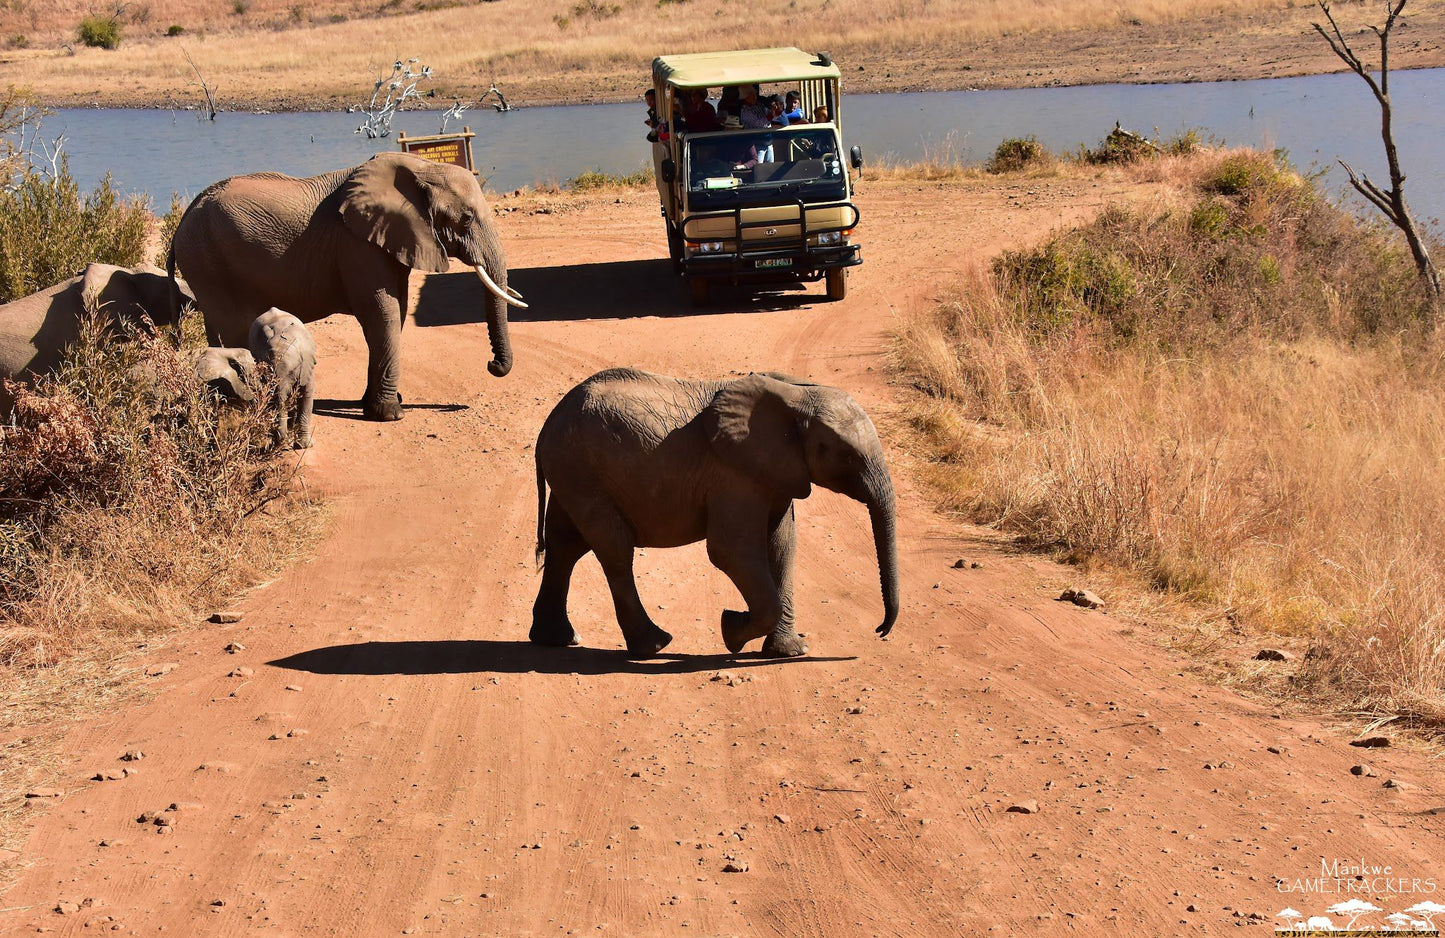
xmin=530 ymin=368 xmax=900 ymax=658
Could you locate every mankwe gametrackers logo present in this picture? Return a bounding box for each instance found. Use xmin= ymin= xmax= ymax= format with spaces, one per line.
xmin=1274 ymin=858 xmax=1440 ymax=934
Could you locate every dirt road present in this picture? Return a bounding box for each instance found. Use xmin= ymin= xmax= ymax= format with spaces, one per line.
xmin=5 ymin=178 xmax=1443 ymax=935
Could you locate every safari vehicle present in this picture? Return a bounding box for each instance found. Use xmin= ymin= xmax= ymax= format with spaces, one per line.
xmin=650 ymin=47 xmax=863 ymax=305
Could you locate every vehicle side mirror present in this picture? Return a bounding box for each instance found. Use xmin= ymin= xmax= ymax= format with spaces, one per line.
xmin=661 ymin=159 xmax=676 ymax=183
xmin=850 ymin=146 xmax=863 ymax=170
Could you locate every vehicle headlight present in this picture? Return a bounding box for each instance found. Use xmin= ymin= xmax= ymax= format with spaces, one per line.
xmin=817 ymin=231 xmax=841 ymax=245
xmin=698 ymin=241 xmax=725 ymax=254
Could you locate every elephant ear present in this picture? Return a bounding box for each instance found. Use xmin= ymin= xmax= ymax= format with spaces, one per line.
xmin=702 ymin=374 xmax=812 ymax=500
xmin=338 ymin=154 xmax=451 ymax=273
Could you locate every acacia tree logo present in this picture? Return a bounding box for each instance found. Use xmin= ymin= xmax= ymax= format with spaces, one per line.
xmin=1329 ymin=899 xmax=1384 ymax=929
xmin=1408 ymin=902 xmax=1445 ymax=929
xmin=1276 ymin=899 xmax=1444 ymax=933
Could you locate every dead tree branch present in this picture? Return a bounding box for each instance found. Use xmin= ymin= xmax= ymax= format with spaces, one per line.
xmin=1312 ymin=0 xmax=1440 ymax=311
xmin=355 ymin=58 xmax=432 ymax=139
xmin=181 ymin=47 xmax=218 ymax=120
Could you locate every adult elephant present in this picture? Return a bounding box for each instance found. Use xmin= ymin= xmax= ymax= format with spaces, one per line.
xmin=0 ymin=262 xmax=187 ymax=415
xmin=531 ymin=369 xmax=900 ymax=658
xmin=168 ymin=152 xmax=526 ymax=421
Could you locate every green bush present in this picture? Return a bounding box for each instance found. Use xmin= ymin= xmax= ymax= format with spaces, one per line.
xmin=567 ymin=165 xmax=654 ymax=190
xmin=7 ymin=34 xmax=27 ymax=48
xmin=985 ymin=136 xmax=1049 ymax=174
xmin=1078 ymin=124 xmax=1157 ymax=165
xmin=165 ymin=23 xmax=184 ymax=35
xmin=76 ymin=14 xmax=121 ymax=49
xmin=992 ymin=150 xmax=1432 ymax=347
xmin=0 ymin=159 xmax=149 ymax=303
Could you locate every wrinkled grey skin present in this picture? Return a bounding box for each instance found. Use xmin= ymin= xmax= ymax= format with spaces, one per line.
xmin=531 ymin=368 xmax=900 ymax=658
xmin=169 ymin=152 xmax=516 ymax=423
xmin=0 ymin=263 xmax=191 ymax=415
xmin=248 ymin=308 xmax=316 ymax=449
xmin=194 ymin=346 xmax=257 ymax=406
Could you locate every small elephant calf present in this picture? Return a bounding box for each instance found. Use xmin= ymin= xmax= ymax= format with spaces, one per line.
xmin=248 ymin=308 xmax=316 ymax=449
xmin=531 ymin=368 xmax=900 ymax=658
xmin=193 ymin=347 xmax=257 ymax=406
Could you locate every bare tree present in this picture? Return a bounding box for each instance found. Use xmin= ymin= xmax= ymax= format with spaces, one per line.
xmin=1313 ymin=0 xmax=1440 ymax=310
xmin=355 ymin=58 xmax=432 ymax=138
xmin=181 ymin=47 xmax=219 ymax=120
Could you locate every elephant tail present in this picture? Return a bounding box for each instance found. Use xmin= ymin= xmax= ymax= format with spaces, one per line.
xmin=534 ymin=456 xmax=547 ymax=571
xmin=165 ymin=243 xmax=183 ymax=329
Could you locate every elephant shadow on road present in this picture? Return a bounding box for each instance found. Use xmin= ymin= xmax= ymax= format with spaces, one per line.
xmin=311 ymin=400 xmax=469 ymax=421
xmin=269 ymin=640 xmax=853 ymax=676
xmin=414 ymin=260 xmax=817 ymax=326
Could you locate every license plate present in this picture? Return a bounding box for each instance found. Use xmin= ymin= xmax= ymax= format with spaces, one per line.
xmin=756 ymin=258 xmax=793 ymax=269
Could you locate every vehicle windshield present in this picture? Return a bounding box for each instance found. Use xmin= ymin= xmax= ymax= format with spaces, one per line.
xmin=685 ymin=127 xmax=847 ymax=208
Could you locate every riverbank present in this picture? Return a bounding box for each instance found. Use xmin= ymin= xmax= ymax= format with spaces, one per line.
xmin=4 ymin=1 xmax=1444 ymax=111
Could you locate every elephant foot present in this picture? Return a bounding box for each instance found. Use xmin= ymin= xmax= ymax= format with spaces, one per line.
xmin=529 ymin=616 xmax=579 ymax=647
xmin=293 ymin=433 xmax=314 ymax=450
xmin=721 ymin=609 xmax=756 ymax=655
xmin=624 ymin=624 xmax=673 ymax=659
xmin=363 ymin=397 xmax=404 ymax=421
xmin=760 ymin=630 xmax=809 ymax=658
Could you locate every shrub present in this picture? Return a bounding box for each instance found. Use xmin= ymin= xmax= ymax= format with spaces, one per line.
xmin=231 ymin=0 xmax=248 ymax=13
xmin=166 ymin=23 xmax=184 ymax=35
xmin=1078 ymin=124 xmax=1157 ymax=165
xmin=985 ymin=136 xmax=1049 ymax=174
xmin=0 ymin=160 xmax=148 ymax=304
xmin=567 ymin=165 xmax=654 ymax=190
xmin=0 ymin=310 xmax=303 ymax=667
xmin=7 ymin=34 xmax=27 ymax=48
xmin=76 ymin=14 xmax=121 ymax=49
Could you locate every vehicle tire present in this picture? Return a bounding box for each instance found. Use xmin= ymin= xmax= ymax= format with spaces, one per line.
xmin=689 ymin=276 xmax=711 ymax=307
xmin=666 ymin=222 xmax=683 ymax=274
xmin=825 ymin=267 xmax=848 ymax=301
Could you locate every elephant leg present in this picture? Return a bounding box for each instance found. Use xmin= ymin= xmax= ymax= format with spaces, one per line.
xmin=759 ymin=505 xmax=807 ymax=658
xmin=293 ymin=382 xmax=314 ymax=449
xmin=274 ymin=379 xmax=291 ymax=446
xmin=708 ymin=509 xmax=791 ymax=656
xmin=568 ymin=498 xmax=671 ymax=657
xmin=529 ymin=501 xmax=588 ymax=647
xmin=349 ymin=279 xmax=405 ymax=422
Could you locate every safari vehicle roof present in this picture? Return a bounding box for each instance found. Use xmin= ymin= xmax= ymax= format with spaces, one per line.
xmin=652 ymin=47 xmax=841 ymax=89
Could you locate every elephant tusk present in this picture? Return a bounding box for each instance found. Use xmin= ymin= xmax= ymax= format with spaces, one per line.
xmin=475 ymin=264 xmax=528 ymax=309
xmin=506 ymin=285 xmax=523 ymax=300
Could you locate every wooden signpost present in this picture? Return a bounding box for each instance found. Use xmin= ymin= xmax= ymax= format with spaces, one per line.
xmin=396 ymin=126 xmax=477 ymax=175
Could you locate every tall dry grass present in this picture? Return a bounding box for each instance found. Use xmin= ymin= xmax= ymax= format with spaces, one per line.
xmin=0 ymin=0 xmax=1281 ymax=105
xmin=894 ymin=147 xmax=1445 ymax=725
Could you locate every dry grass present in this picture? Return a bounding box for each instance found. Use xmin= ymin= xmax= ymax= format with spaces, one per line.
xmin=0 ymin=0 xmax=1292 ymax=107
xmin=893 ymin=147 xmax=1445 ymax=727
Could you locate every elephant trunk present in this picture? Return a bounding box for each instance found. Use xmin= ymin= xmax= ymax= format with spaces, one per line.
xmin=474 ymin=262 xmax=514 ymax=377
xmin=861 ymin=461 xmax=900 ymax=638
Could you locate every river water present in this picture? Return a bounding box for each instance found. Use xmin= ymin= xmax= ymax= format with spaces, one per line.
xmin=40 ymin=68 xmax=1445 ymax=221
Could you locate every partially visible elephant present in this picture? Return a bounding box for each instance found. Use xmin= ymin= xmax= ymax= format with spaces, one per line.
xmin=248 ymin=307 xmax=316 ymax=449
xmin=168 ymin=152 xmax=526 ymax=423
xmin=531 ymin=368 xmax=900 ymax=658
xmin=193 ymin=346 xmax=257 ymax=406
xmin=0 ymin=262 xmax=191 ymax=415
